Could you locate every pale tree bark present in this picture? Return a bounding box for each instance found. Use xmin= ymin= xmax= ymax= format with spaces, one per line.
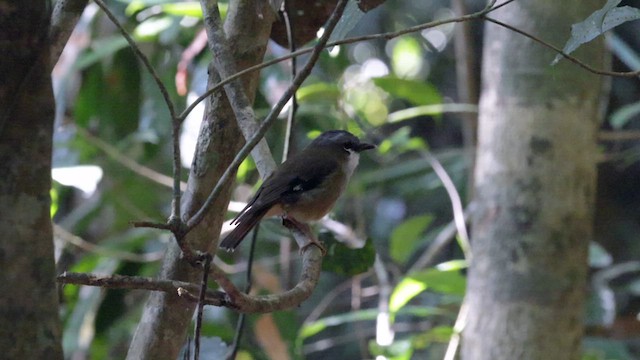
xmin=463 ymin=1 xmax=607 ymax=359
xmin=0 ymin=0 xmax=63 ymax=358
xmin=126 ymin=1 xmax=275 ymax=359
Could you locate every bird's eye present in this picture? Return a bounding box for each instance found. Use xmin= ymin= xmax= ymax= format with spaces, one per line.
xmin=343 ymin=142 xmax=353 ymax=152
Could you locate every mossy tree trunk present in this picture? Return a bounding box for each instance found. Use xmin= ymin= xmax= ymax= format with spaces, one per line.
xmin=462 ymin=1 xmax=607 ymax=359
xmin=0 ymin=1 xmax=64 ymax=358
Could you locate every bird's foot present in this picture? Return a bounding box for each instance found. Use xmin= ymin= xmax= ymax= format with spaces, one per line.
xmin=282 ymin=217 xmax=327 ymax=256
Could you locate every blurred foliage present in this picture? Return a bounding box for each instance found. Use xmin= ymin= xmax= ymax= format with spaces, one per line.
xmin=50 ymin=0 xmax=640 ymax=359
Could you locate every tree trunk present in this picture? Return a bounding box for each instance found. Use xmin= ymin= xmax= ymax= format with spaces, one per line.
xmin=462 ymin=1 xmax=607 ymax=359
xmin=126 ymin=2 xmax=275 ymax=359
xmin=0 ymin=1 xmax=63 ymax=358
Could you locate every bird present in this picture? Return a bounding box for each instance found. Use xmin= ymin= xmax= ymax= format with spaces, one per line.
xmin=220 ymin=130 xmax=375 ymax=254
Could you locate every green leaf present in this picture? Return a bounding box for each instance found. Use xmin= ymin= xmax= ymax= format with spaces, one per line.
xmin=298 ymin=306 xmax=446 ymax=340
xmin=388 ymin=103 xmax=478 ymax=123
xmin=554 ymin=0 xmax=640 ymax=64
xmin=299 ymin=309 xmax=380 ymax=339
xmin=297 ymin=82 xmax=341 ymax=103
xmin=50 ymin=188 xmax=59 ymax=218
xmin=75 ymin=36 xmax=129 ymax=70
xmin=322 ymin=236 xmax=375 ymax=276
xmin=125 ymin=1 xmax=227 ymax=18
xmin=161 ymin=2 xmax=204 ymax=17
xmin=390 ymin=214 xmax=433 ymax=264
xmin=390 ymin=266 xmax=466 ymax=313
xmin=410 ymin=268 xmax=466 ymax=296
xmin=389 ymin=277 xmax=429 ymax=313
xmin=413 ymin=325 xmax=454 ymax=347
xmin=373 ymin=77 xmax=442 ymax=107
xmin=134 ymin=16 xmax=174 ymax=40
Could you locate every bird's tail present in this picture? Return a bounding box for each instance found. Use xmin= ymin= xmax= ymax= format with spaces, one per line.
xmin=219 ymin=207 xmax=268 ymax=251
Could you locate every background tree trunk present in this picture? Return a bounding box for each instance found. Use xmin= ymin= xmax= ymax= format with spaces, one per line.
xmin=126 ymin=2 xmax=275 ymax=359
xmin=462 ymin=1 xmax=607 ymax=359
xmin=0 ymin=1 xmax=64 ymax=358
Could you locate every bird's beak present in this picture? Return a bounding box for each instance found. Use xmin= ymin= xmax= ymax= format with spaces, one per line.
xmin=355 ymin=142 xmax=376 ymax=152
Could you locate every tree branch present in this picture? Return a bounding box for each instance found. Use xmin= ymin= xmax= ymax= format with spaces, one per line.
xmin=186 ymin=0 xmax=350 ymax=232
xmin=199 ymin=0 xmax=276 ymax=178
xmin=49 ymin=0 xmax=89 ymax=67
xmin=57 ymin=272 xmax=227 ymax=305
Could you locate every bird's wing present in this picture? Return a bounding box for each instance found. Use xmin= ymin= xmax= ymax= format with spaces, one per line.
xmin=253 ymin=153 xmax=339 ymax=208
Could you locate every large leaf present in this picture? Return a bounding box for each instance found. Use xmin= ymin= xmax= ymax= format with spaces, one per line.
xmin=75 ymin=36 xmax=129 ymax=70
xmin=322 ymin=235 xmax=376 ymax=276
xmin=390 ymin=214 xmax=433 ymax=264
xmin=373 ymin=77 xmax=442 ymax=106
xmin=390 ymin=262 xmax=467 ymax=313
xmin=553 ymin=0 xmax=640 ymax=64
xmin=298 ymin=306 xmax=445 ymax=340
xmin=297 ymin=82 xmax=341 ymax=103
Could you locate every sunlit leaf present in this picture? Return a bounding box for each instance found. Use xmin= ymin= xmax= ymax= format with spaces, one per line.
xmin=162 ymin=2 xmax=203 ymax=17
xmin=390 ymin=267 xmax=466 ymax=313
xmin=388 ymin=103 xmax=478 ymax=123
xmin=299 ymin=309 xmax=378 ymax=339
xmin=134 ymin=17 xmax=174 ymax=40
xmin=50 ymin=188 xmax=59 ymax=218
xmin=390 ymin=214 xmax=433 ymax=264
xmin=389 ymin=277 xmax=428 ymax=313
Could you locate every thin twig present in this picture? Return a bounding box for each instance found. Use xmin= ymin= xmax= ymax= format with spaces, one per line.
xmin=374 ymin=255 xmax=394 ymax=346
xmin=54 ymin=224 xmax=164 ymax=263
xmin=443 ymin=297 xmax=469 ymax=360
xmin=177 ymin=0 xmax=517 ymax=124
xmin=92 ymin=0 xmax=177 ymax=120
xmin=186 ymin=0 xmax=350 ymax=232
xmin=282 ymin=0 xmax=298 ymax=162
xmin=208 ymin=227 xmax=323 ymax=313
xmin=422 ymin=152 xmax=472 ymax=260
xmin=599 ymin=130 xmax=640 ymax=141
xmin=75 ymin=126 xmax=185 ymax=191
xmin=92 ymin=0 xmax=183 ymax=223
xmin=57 ymin=272 xmax=226 ymax=305
xmin=194 ymin=254 xmax=212 ymax=360
xmin=452 ymin=0 xmax=479 ymax=201
xmin=226 ymin=226 xmax=259 ymax=360
xmin=49 ymin=0 xmax=89 ymax=66
xmin=199 ymin=0 xmax=276 ymax=179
